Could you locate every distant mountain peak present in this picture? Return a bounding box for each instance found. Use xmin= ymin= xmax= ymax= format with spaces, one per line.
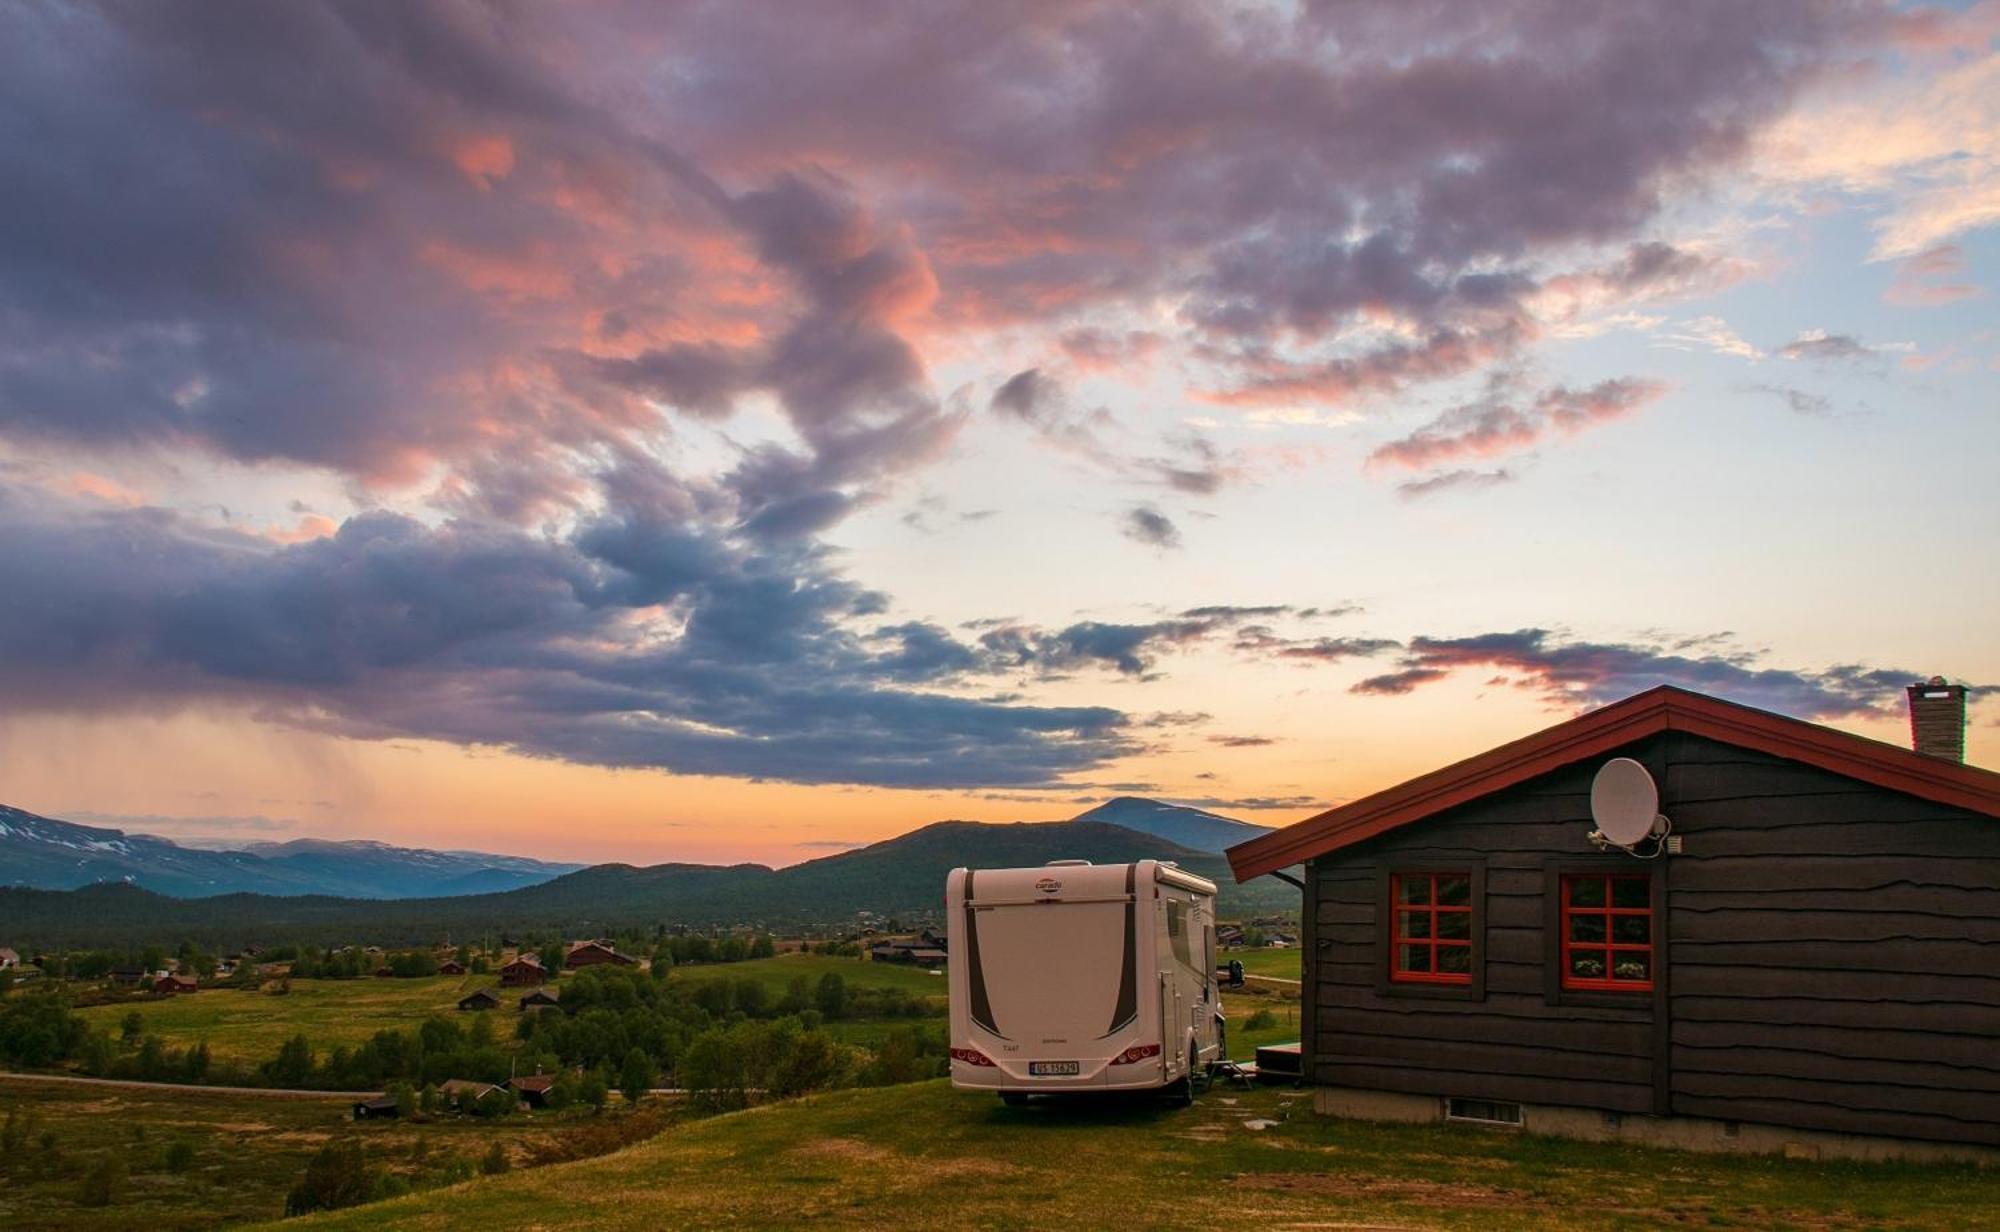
xmin=1065 ymin=796 xmax=1271 ymax=853
xmin=0 ymin=802 xmax=582 ymax=900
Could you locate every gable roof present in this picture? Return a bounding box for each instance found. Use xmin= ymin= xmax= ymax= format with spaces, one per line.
xmin=1227 ymin=685 xmax=2000 ymax=881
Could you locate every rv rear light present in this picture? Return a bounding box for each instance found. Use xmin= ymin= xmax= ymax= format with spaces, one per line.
xmin=1110 ymin=1043 xmax=1162 ymax=1066
xmin=949 ymin=1047 xmax=997 ymax=1067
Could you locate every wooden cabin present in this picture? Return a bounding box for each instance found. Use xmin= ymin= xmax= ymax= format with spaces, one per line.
xmin=1227 ymin=684 xmax=1999 ymax=1160
xmin=457 ymin=988 xmax=502 ymax=1011
xmin=498 ymin=956 xmax=547 ymax=987
xmin=519 ymin=986 xmax=561 ymax=1010
xmin=437 ymin=959 xmax=466 ymax=976
xmin=564 ymin=940 xmax=637 ymax=969
xmin=153 ymin=973 xmax=199 ymax=995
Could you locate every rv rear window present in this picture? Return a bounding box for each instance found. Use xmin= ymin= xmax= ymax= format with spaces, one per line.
xmin=1390 ymin=872 xmax=1473 ymax=985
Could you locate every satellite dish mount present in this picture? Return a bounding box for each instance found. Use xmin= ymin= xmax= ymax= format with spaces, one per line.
xmin=1588 ymin=758 xmax=1673 ymax=859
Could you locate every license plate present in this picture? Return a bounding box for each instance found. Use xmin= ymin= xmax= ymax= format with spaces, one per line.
xmin=1029 ymin=1061 xmax=1080 ymax=1076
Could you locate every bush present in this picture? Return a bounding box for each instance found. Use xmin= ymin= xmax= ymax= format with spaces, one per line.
xmin=814 ymin=973 xmax=848 ymax=1019
xmin=1243 ymin=1009 xmax=1277 ymax=1030
xmin=76 ymin=1155 xmax=127 ymax=1207
xmin=263 ymin=1034 xmax=315 ymax=1087
xmin=620 ymin=1048 xmax=656 ymax=1106
xmin=284 ymin=1138 xmax=381 ymax=1216
xmin=479 ymin=1141 xmax=511 ymax=1175
xmin=163 ymin=1140 xmax=196 ymax=1173
xmin=579 ymin=1070 xmax=609 ymax=1114
xmin=1 ymin=1105 xmax=42 ymax=1155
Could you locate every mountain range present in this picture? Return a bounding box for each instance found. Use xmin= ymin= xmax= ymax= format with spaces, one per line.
xmin=0 ymin=804 xmax=584 ymax=899
xmin=0 ymin=799 xmax=1290 ymax=949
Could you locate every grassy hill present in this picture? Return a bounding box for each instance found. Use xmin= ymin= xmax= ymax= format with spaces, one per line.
xmin=278 ymin=1080 xmax=1995 ymax=1231
xmin=0 ymin=820 xmax=1297 ymax=949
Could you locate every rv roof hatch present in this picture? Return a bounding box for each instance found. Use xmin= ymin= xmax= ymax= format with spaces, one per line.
xmin=1044 ymin=859 xmax=1093 ymax=867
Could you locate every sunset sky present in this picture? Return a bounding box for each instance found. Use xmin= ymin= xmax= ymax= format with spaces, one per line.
xmin=1 ymin=1 xmax=1995 ymax=867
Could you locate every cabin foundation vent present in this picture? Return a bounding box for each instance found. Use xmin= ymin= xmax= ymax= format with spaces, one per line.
xmin=1445 ymin=1097 xmax=1523 ymax=1127
xmin=1905 ymin=677 xmax=1967 ymax=763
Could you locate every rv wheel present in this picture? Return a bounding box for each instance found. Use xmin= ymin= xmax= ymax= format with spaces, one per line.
xmin=1164 ymin=1049 xmax=1197 ymax=1108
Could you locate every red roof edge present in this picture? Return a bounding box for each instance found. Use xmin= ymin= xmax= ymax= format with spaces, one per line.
xmin=1226 ymin=685 xmax=1999 ymax=881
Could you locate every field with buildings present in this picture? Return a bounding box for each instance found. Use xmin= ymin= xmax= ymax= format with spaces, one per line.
xmin=0 ymin=1074 xmax=628 ymax=1231
xmin=60 ymin=953 xmax=951 ymax=1077
xmin=74 ymin=976 xmax=484 ymax=1070
xmin=279 ymin=1078 xmax=1995 ymax=1231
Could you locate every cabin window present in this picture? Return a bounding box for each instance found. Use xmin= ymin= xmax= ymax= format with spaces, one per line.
xmin=1560 ymin=873 xmax=1653 ymax=991
xmin=1390 ymin=871 xmax=1474 ymax=985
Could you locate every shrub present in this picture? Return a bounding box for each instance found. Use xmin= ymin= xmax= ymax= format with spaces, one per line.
xmin=163 ymin=1140 xmax=196 ymax=1173
xmin=814 ymin=973 xmax=847 ymax=1019
xmin=579 ymin=1070 xmax=609 ymax=1114
xmin=479 ymin=1141 xmax=511 ymax=1175
xmin=620 ymin=1048 xmax=656 ymax=1106
xmin=1243 ymin=1009 xmax=1277 ymax=1030
xmin=76 ymin=1155 xmax=126 ymax=1207
xmin=284 ymin=1138 xmax=381 ymax=1216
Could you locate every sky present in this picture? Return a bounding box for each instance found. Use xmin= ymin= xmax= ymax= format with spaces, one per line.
xmin=0 ymin=1 xmax=1995 ymax=867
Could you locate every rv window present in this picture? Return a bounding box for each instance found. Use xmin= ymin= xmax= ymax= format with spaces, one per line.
xmin=1165 ymin=897 xmax=1195 ymax=971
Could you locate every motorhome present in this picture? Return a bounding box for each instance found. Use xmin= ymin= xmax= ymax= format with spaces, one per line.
xmin=946 ymin=859 xmax=1224 ymax=1104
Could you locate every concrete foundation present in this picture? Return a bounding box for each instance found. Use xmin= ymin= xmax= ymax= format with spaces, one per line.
xmin=1313 ymin=1085 xmax=2000 ymax=1166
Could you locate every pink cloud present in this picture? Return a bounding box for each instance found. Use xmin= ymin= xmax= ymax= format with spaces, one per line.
xmin=1367 ymin=378 xmax=1666 ymax=472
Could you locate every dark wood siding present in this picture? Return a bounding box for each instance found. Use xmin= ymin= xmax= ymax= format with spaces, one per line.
xmin=1309 ymin=731 xmax=2000 ymax=1146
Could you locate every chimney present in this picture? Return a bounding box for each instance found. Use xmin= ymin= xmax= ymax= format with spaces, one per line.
xmin=1905 ymin=677 xmax=1967 ymax=763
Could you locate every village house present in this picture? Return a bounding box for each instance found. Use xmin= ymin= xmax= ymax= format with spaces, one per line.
xmin=0 ymin=947 xmax=18 ymax=969
xmin=352 ymin=1095 xmax=399 ymax=1120
xmin=564 ymin=939 xmax=638 ymax=969
xmin=438 ymin=1079 xmax=505 ymax=1110
xmin=519 ymin=986 xmax=560 ymax=1010
xmin=437 ymin=959 xmax=466 ymax=976
xmin=868 ymin=932 xmax=949 ymax=965
xmin=456 ymin=988 xmax=502 ymax=1012
xmin=498 ymin=955 xmax=547 ymax=987
xmin=153 ymin=973 xmax=199 ymax=996
xmin=1227 ymin=682 xmax=2000 ymax=1160
xmin=509 ymin=1074 xmax=555 ymax=1107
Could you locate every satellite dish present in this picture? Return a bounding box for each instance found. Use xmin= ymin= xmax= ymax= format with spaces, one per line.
xmin=1590 ymin=758 xmax=1660 ymax=847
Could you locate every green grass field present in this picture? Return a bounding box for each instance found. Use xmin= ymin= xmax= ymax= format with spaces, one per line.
xmin=1220 ymin=989 xmax=1300 ymax=1060
xmin=67 ymin=958 xmax=947 ymax=1074
xmin=75 ymin=976 xmax=484 ymax=1069
xmin=279 ymin=1078 xmax=1997 ymax=1231
xmin=1227 ymin=945 xmax=1303 ymax=980
xmin=0 ymin=1074 xmax=612 ymax=1231
xmin=669 ymin=953 xmax=948 ymax=999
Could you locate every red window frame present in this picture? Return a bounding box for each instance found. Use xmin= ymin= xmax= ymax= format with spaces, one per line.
xmin=1560 ymin=873 xmax=1654 ymax=992
xmin=1390 ymin=871 xmax=1473 ymax=985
